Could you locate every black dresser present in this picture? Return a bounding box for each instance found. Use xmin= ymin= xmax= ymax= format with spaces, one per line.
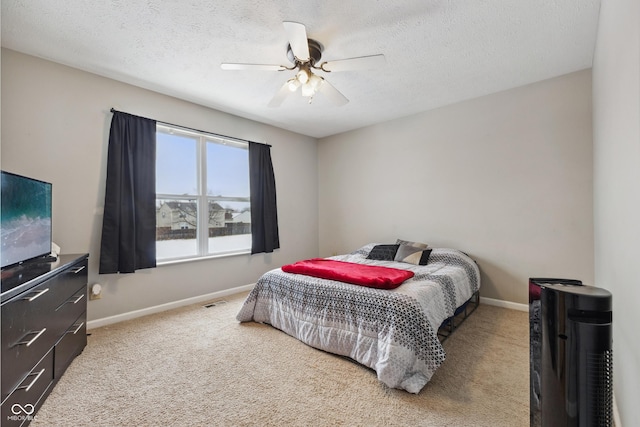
xmin=1 ymin=254 xmax=89 ymax=426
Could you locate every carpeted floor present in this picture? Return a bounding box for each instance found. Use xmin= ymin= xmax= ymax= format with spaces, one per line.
xmin=31 ymin=292 xmax=529 ymax=426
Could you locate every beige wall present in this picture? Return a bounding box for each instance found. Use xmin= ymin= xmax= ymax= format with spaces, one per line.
xmin=1 ymin=48 xmax=319 ymax=322
xmin=593 ymin=0 xmax=640 ymax=423
xmin=318 ymin=70 xmax=594 ymax=305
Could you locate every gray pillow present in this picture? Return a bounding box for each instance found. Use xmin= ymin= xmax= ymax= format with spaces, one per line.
xmin=394 ymin=245 xmax=432 ymax=265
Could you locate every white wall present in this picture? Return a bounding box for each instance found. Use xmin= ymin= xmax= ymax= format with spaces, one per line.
xmin=319 ymin=70 xmax=594 ymax=305
xmin=1 ymin=48 xmax=319 ymax=322
xmin=592 ymin=0 xmax=640 ymax=424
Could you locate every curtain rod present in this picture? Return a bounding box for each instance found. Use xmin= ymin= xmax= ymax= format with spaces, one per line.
xmin=109 ymin=108 xmax=271 ymax=147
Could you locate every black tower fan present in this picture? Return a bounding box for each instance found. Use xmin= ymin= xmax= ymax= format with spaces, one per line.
xmin=532 ymin=281 xmax=613 ymax=426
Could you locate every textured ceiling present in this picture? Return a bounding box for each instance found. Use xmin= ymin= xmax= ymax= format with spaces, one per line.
xmin=1 ymin=1 xmax=601 ymax=138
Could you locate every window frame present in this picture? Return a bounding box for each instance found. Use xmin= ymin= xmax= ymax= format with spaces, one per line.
xmin=155 ymin=124 xmax=251 ymax=264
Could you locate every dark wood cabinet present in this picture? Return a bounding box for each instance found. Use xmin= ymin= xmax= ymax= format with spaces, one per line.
xmin=1 ymin=254 xmax=88 ymax=426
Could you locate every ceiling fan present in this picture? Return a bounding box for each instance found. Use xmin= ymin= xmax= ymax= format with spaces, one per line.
xmin=221 ymin=21 xmax=385 ymax=107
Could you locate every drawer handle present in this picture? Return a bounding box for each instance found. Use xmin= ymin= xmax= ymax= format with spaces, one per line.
xmin=67 ymin=322 xmax=85 ymax=335
xmin=14 ymin=328 xmax=47 ymax=348
xmin=23 ymin=288 xmax=50 ymax=302
xmin=56 ymin=293 xmax=86 ymax=311
xmin=17 ymin=369 xmax=46 ymax=392
xmin=70 ymin=265 xmax=86 ymax=274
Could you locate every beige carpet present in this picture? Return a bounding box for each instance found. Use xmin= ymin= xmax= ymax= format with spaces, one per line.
xmin=32 ymin=292 xmax=529 ymax=426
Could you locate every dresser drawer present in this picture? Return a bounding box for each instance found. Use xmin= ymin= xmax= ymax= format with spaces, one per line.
xmin=51 ymin=287 xmax=86 ymax=345
xmin=1 ymin=349 xmax=53 ymax=427
xmin=2 ymin=278 xmax=63 ymax=342
xmin=54 ymin=312 xmax=87 ymax=379
xmin=2 ymin=284 xmax=60 ymax=401
xmin=46 ymin=260 xmax=87 ymax=309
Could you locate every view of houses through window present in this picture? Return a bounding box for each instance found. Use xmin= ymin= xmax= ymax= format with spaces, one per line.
xmin=155 ymin=125 xmax=251 ymax=261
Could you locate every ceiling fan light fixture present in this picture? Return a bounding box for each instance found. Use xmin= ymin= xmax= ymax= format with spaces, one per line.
xmin=296 ymin=68 xmax=309 ymax=84
xmin=287 ymin=78 xmax=301 ymax=92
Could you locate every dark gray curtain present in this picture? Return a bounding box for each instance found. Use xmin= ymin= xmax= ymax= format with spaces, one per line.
xmin=99 ymin=111 xmax=157 ymax=274
xmin=249 ymin=142 xmax=280 ymax=254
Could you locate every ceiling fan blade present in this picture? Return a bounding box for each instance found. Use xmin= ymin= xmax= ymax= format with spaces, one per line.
xmin=268 ymin=82 xmax=293 ymax=108
xmin=320 ymin=54 xmax=386 ymax=72
xmin=221 ymin=63 xmax=286 ymax=71
xmin=318 ymin=79 xmax=349 ymax=106
xmin=282 ymin=21 xmax=310 ymax=62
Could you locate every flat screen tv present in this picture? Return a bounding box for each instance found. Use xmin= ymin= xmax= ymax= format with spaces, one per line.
xmin=1 ymin=171 xmax=52 ymax=269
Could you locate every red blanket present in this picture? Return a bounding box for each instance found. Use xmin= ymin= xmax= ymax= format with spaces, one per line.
xmin=281 ymin=258 xmax=414 ymax=289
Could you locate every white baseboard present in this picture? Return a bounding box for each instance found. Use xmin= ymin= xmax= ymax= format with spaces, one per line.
xmin=480 ymin=296 xmax=528 ymax=312
xmin=87 ymin=283 xmax=255 ymax=330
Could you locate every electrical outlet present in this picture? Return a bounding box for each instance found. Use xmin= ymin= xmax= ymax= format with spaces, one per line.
xmin=89 ymin=283 xmax=102 ymax=300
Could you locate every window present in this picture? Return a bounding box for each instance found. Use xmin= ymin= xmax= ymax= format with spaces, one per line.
xmin=155 ymin=124 xmax=251 ymax=262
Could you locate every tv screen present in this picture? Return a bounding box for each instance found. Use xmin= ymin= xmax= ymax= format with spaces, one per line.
xmin=1 ymin=171 xmax=52 ymax=269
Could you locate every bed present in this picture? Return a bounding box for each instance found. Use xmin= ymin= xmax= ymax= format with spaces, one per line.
xmin=236 ymin=242 xmax=480 ymax=393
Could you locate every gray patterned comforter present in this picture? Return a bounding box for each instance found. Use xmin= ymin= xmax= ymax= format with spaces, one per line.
xmin=236 ymin=243 xmax=480 ymax=393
